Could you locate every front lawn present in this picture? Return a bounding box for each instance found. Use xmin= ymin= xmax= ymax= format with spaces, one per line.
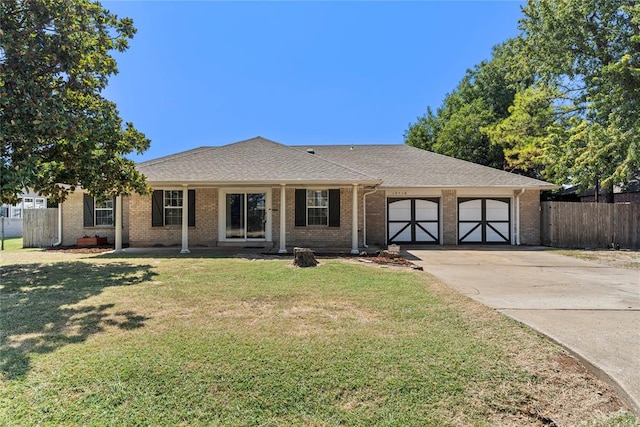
xmin=0 ymin=250 xmax=635 ymax=426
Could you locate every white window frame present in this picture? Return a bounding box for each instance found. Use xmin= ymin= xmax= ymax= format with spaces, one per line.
xmin=164 ymin=190 xmax=183 ymax=226
xmin=306 ymin=189 xmax=329 ymax=226
xmin=94 ymin=199 xmax=114 ymax=227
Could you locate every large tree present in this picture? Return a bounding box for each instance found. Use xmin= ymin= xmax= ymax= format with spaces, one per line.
xmin=493 ymin=0 xmax=640 ymax=189
xmin=0 ymin=0 xmax=150 ymax=204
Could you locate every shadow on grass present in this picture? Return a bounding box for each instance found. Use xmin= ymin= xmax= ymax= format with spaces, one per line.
xmin=0 ymin=261 xmax=156 ymax=380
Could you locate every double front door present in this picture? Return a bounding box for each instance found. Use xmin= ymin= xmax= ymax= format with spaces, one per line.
xmin=225 ymin=193 xmax=266 ymax=239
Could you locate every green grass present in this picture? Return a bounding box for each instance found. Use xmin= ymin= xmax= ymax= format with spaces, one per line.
xmin=0 ymin=236 xmax=22 ymax=251
xmin=0 ymin=249 xmax=636 ymax=426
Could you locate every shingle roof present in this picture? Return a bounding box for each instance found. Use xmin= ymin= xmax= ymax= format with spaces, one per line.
xmin=300 ymin=144 xmax=555 ymax=189
xmin=137 ymin=137 xmax=556 ymax=189
xmin=137 ymin=137 xmax=379 ymax=185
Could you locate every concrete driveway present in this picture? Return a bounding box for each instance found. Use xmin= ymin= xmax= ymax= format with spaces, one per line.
xmin=407 ymin=247 xmax=640 ymax=413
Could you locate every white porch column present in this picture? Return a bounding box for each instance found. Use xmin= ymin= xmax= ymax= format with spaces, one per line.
xmin=351 ymin=184 xmax=359 ymax=254
xmin=279 ymin=184 xmax=287 ymax=254
xmin=114 ymin=195 xmax=123 ymax=252
xmin=180 ymin=185 xmax=190 ymax=254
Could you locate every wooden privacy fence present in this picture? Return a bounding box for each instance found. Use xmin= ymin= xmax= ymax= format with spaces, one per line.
xmin=541 ymin=202 xmax=640 ymax=250
xmin=23 ymin=208 xmax=59 ymax=248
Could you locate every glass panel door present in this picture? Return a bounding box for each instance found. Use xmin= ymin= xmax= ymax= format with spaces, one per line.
xmin=246 ymin=193 xmax=266 ymax=239
xmin=226 ymin=192 xmax=266 ymax=239
xmin=226 ymin=194 xmax=244 ymax=238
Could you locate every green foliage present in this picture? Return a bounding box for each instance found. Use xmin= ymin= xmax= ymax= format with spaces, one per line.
xmin=404 ymin=106 xmax=439 ymax=152
xmin=0 ymin=0 xmax=150 ymax=204
xmin=407 ymin=1 xmax=639 ymax=189
xmin=483 ymin=86 xmax=563 ymax=179
xmin=437 ymin=96 xmax=503 ymax=169
xmin=512 ymin=0 xmax=640 ymax=189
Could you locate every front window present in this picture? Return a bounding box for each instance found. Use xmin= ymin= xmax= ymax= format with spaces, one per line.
xmin=95 ymin=199 xmax=114 ymax=226
xmin=165 ymin=190 xmax=183 ymax=226
xmin=307 ymin=189 xmax=328 ymax=225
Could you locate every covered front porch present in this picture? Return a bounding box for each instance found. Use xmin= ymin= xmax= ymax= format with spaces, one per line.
xmin=119 ymin=183 xmax=368 ymax=255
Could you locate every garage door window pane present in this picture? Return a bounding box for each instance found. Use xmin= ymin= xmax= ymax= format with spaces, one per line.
xmin=389 ymin=222 xmax=411 ymax=241
xmin=459 ymin=223 xmax=482 ymax=242
xmin=388 ymin=200 xmax=411 ymax=221
xmin=486 ymin=200 xmax=509 ymax=221
xmin=416 ymin=223 xmax=438 ymax=241
xmin=415 ymin=200 xmax=438 ymax=221
xmin=459 ymin=200 xmax=482 ymax=220
xmin=486 ymin=223 xmax=509 ymax=242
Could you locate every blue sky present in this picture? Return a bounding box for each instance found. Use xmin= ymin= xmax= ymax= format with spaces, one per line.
xmin=102 ymin=1 xmax=525 ymax=162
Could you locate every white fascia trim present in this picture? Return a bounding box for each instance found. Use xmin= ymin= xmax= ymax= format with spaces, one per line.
xmin=147 ymin=180 xmax=382 ymax=188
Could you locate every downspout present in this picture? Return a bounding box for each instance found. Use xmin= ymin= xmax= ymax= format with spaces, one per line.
xmin=515 ymin=188 xmax=525 ymax=246
xmin=362 ymin=186 xmax=378 ymax=248
xmin=53 ymin=201 xmax=63 ymax=246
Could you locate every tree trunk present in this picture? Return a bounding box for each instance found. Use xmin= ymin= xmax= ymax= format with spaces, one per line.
xmin=293 ymin=247 xmax=318 ymax=267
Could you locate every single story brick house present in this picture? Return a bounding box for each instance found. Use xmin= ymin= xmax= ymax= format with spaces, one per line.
xmin=59 ymin=137 xmax=556 ymax=253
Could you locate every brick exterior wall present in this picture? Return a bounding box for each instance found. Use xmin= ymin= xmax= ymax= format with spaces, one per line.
xmin=61 ymin=191 xmax=129 ymax=246
xmin=128 ymin=188 xmax=218 ymax=247
xmin=442 ymin=190 xmax=458 ymax=245
xmin=364 ymin=190 xmax=386 ymax=247
xmin=271 ymin=186 xmax=282 ymax=249
xmin=279 ymin=186 xmax=363 ymax=249
xmin=65 ymin=186 xmax=543 ymax=249
xmin=517 ymin=189 xmax=541 ymax=245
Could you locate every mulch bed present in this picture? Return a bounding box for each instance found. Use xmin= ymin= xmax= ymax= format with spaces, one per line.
xmin=360 ymin=255 xmax=422 ymax=269
xmin=44 ymin=246 xmax=115 ymax=254
xmin=341 ymin=250 xmax=423 ymax=270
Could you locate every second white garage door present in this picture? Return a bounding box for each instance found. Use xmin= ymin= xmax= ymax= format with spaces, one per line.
xmin=458 ymin=198 xmax=511 ymax=244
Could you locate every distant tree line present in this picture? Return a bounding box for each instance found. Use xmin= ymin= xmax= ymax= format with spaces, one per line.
xmin=405 ymin=0 xmax=639 ymax=192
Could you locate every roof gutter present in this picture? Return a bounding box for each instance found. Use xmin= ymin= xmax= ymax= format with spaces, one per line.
xmin=53 ymin=201 xmax=63 ymax=246
xmin=144 ymin=179 xmax=383 ymax=188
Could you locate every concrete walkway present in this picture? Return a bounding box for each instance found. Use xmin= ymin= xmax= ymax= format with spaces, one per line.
xmin=407 ymin=247 xmax=640 ymax=413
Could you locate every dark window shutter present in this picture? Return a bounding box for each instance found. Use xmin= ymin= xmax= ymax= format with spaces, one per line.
xmin=328 ymin=189 xmax=340 ymax=227
xmin=152 ymin=190 xmax=163 ymax=227
xmin=295 ymin=189 xmax=306 ymax=226
xmin=188 ymin=189 xmax=196 ymax=227
xmin=83 ymin=194 xmax=94 ymax=227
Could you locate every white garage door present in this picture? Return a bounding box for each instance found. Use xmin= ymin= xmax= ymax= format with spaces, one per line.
xmin=388 ymin=198 xmax=439 ymax=244
xmin=458 ymin=198 xmax=510 ymax=244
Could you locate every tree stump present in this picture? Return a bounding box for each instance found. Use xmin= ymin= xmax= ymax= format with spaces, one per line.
xmin=293 ymin=247 xmax=318 ymax=267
